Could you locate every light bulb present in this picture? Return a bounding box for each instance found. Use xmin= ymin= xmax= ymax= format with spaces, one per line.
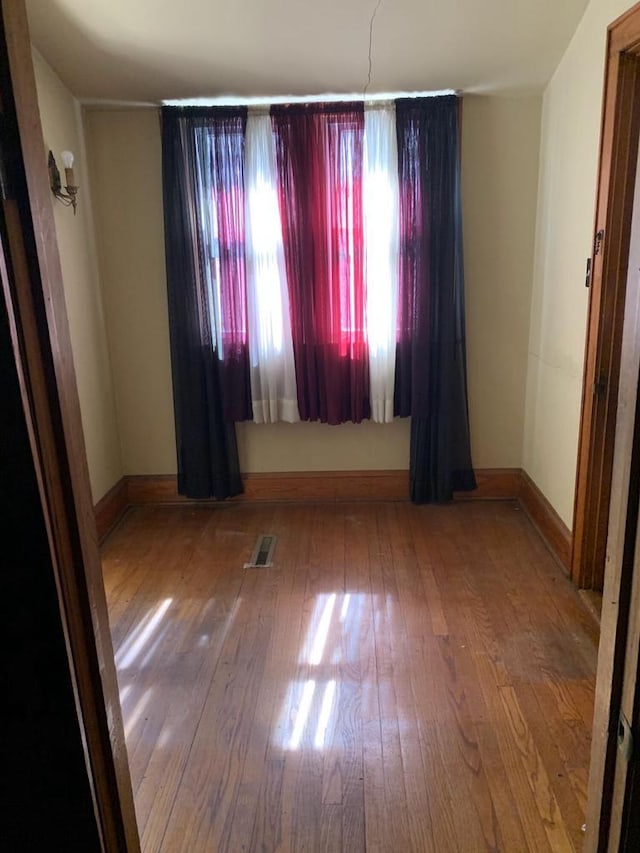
xmin=60 ymin=150 xmax=74 ymax=169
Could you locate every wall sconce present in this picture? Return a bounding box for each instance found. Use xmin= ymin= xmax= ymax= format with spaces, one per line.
xmin=48 ymin=150 xmax=79 ymax=214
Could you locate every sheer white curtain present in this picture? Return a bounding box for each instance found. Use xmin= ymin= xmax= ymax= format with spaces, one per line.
xmin=363 ymin=104 xmax=400 ymax=423
xmin=244 ymin=113 xmax=300 ymax=423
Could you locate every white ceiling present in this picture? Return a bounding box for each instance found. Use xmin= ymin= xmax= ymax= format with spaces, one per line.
xmin=26 ymin=0 xmax=590 ymax=103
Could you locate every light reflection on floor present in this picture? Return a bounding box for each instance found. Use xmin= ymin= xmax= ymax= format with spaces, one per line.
xmin=115 ymin=590 xmax=364 ymax=753
xmin=115 ymin=594 xmax=245 ymax=747
xmin=277 ymin=592 xmax=364 ymax=750
xmin=124 ymin=687 xmax=154 ymax=739
xmin=115 ymin=600 xmax=175 ymax=742
xmin=116 ymin=598 xmax=173 ymax=670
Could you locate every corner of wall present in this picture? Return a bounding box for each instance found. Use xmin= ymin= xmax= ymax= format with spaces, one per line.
xmin=521 ymin=0 xmax=635 ymax=531
xmin=74 ymin=99 xmax=126 ymax=483
xmin=31 ymin=47 xmax=124 ymax=503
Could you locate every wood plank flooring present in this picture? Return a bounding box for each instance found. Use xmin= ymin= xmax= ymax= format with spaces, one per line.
xmin=101 ymin=501 xmax=598 ymax=852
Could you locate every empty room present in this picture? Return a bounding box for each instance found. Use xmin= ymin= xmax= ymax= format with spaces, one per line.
xmin=4 ymin=0 xmax=640 ymax=850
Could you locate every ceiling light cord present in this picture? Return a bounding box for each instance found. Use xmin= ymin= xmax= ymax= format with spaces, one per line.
xmin=363 ymin=0 xmax=383 ymax=99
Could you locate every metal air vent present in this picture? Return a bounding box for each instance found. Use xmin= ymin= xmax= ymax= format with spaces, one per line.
xmin=244 ymin=534 xmax=277 ymax=568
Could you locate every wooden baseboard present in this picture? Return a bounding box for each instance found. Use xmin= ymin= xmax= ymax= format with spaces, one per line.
xmin=126 ymin=471 xmax=410 ymax=504
xmin=96 ymin=469 xmax=572 ymax=576
xmin=519 ymin=471 xmax=572 ymax=573
xmin=579 ymin=589 xmax=603 ymax=626
xmin=124 ymin=467 xmax=522 ymax=507
xmin=454 ymin=468 xmax=522 ymax=501
xmin=243 ymin=470 xmax=411 ymax=501
xmin=94 ymin=478 xmax=128 ymax=543
xmin=125 ymin=474 xmax=181 ymax=505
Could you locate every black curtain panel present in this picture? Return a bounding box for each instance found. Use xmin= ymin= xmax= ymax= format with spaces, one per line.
xmin=395 ymin=96 xmax=476 ymax=502
xmin=161 ymin=106 xmax=244 ymax=499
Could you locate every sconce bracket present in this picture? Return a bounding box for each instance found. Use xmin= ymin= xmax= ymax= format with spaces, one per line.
xmin=48 ymin=149 xmax=78 ymax=214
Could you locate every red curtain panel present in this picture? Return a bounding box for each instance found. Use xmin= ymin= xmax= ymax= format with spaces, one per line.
xmin=272 ymin=103 xmax=370 ymax=424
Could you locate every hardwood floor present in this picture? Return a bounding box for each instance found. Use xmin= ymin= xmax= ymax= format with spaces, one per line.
xmin=102 ymin=501 xmax=598 ymax=852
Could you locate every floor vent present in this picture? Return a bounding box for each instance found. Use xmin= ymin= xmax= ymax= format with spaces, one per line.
xmin=245 ymin=534 xmax=277 ymax=568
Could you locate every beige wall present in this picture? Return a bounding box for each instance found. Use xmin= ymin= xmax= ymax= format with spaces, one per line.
xmin=523 ymin=0 xmax=634 ymax=528
xmin=32 ymin=51 xmax=122 ymax=502
xmin=236 ymin=419 xmax=410 ymax=473
xmin=84 ymin=96 xmax=541 ymax=476
xmin=462 ymin=95 xmax=541 ymax=469
xmin=83 ymin=109 xmax=176 ymax=476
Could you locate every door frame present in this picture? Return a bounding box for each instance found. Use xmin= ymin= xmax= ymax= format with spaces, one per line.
xmin=581 ymin=3 xmax=640 ymax=850
xmin=571 ymin=3 xmax=640 ymax=591
xmin=0 ymin=1 xmax=139 ymax=849
xmin=618 ymin=645 xmax=640 ymax=848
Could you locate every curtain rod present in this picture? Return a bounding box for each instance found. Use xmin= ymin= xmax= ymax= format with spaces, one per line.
xmin=163 ymin=90 xmax=457 ymax=108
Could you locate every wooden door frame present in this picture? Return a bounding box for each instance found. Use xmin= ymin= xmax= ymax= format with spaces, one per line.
xmin=582 ymin=5 xmax=640 ymax=849
xmin=571 ymin=3 xmax=640 ymax=591
xmin=0 ymin=2 xmax=139 ymax=849
xmin=619 ymin=644 xmax=640 ymax=848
